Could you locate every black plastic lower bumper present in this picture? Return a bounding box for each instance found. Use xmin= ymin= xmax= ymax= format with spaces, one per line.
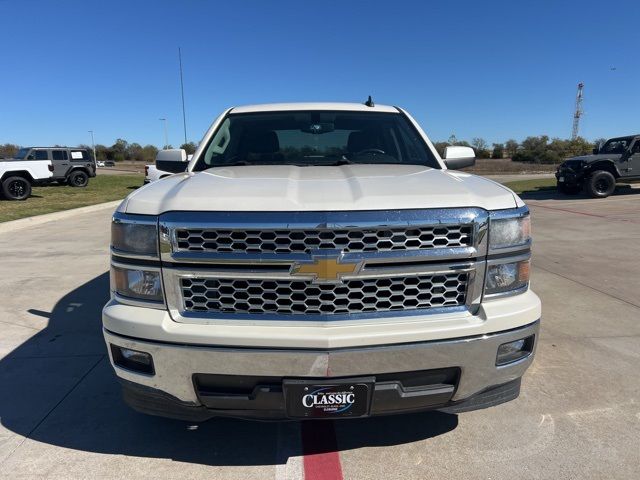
xmin=118 ymin=372 xmax=521 ymax=422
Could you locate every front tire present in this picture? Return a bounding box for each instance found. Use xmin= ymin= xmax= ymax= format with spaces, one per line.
xmin=68 ymin=170 xmax=89 ymax=187
xmin=1 ymin=176 xmax=32 ymax=200
xmin=586 ymin=171 xmax=616 ymax=198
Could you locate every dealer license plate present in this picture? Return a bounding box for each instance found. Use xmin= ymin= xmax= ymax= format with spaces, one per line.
xmin=283 ymin=378 xmax=373 ymax=418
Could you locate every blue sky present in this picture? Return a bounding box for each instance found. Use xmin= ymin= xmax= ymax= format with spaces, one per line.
xmin=1 ymin=0 xmax=638 ymax=148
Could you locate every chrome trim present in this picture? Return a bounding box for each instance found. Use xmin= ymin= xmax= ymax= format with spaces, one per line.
xmin=159 ymin=208 xmax=489 ymax=263
xmin=157 ymin=209 xmax=489 ymax=323
xmin=163 ymin=264 xmax=472 ymax=322
xmin=110 ymin=247 xmax=160 ymax=261
xmin=104 ymin=320 xmax=540 ymax=401
xmin=112 ymin=211 xmax=158 ymax=226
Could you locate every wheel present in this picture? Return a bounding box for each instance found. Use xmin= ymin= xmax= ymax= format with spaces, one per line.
xmin=1 ymin=176 xmax=32 ymax=200
xmin=557 ymin=182 xmax=581 ymax=195
xmin=68 ymin=170 xmax=89 ymax=187
xmin=586 ymin=171 xmax=616 ymax=198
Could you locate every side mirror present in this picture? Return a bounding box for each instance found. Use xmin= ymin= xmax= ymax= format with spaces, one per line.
xmin=443 ymin=146 xmax=476 ymax=169
xmin=155 ymin=149 xmax=189 ymax=173
xmin=592 ymin=147 xmax=599 ymax=155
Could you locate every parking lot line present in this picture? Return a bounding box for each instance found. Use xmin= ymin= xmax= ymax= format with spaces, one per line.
xmin=301 ymin=421 xmax=343 ymax=480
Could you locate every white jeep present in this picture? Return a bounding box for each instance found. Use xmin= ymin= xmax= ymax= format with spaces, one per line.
xmin=0 ymin=157 xmax=53 ymax=200
xmin=104 ymin=102 xmax=540 ymax=421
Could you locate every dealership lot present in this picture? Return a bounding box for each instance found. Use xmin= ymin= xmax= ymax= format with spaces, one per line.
xmin=0 ymin=188 xmax=639 ymax=479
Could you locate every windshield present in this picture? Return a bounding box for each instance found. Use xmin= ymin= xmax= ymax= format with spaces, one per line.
xmin=194 ymin=111 xmax=439 ymax=170
xmin=600 ymin=138 xmax=630 ymax=154
xmin=13 ymin=148 xmax=30 ymax=160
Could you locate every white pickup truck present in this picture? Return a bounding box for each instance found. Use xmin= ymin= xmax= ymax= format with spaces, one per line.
xmin=104 ymin=102 xmax=540 ymax=421
xmin=144 ymin=153 xmax=192 ymax=184
xmin=0 ymin=158 xmax=53 ymax=200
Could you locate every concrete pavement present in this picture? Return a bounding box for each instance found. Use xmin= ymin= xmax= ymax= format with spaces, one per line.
xmin=0 ymin=187 xmax=639 ymax=479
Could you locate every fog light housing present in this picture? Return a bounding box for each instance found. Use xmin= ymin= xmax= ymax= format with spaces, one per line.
xmin=110 ymin=344 xmax=155 ymax=375
xmin=496 ymin=335 xmax=535 ymax=366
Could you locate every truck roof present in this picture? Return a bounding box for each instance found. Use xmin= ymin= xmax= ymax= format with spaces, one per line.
xmin=27 ymin=146 xmax=88 ymax=150
xmin=230 ymin=102 xmax=400 ymax=114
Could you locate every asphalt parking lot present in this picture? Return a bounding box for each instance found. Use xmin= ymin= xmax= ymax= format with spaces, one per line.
xmin=1 ymin=187 xmax=639 ymax=479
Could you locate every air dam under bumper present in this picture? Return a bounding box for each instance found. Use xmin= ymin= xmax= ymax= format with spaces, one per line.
xmin=104 ymin=320 xmax=539 ymax=421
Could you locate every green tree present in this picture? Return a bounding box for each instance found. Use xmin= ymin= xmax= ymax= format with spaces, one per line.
xmin=180 ymin=142 xmax=198 ymax=155
xmin=471 ymin=138 xmax=490 ymax=158
xmin=0 ymin=143 xmax=20 ymax=158
xmin=142 ymin=144 xmax=159 ymax=163
xmin=491 ymin=143 xmax=504 ymax=159
xmin=504 ymin=139 xmax=519 ymax=158
xmin=111 ymin=139 xmax=129 ymax=161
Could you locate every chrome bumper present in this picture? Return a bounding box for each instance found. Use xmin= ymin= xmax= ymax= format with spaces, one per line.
xmin=104 ymin=319 xmax=539 ymax=406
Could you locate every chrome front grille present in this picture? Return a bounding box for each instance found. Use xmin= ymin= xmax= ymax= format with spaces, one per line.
xmin=159 ymin=209 xmax=488 ymax=323
xmin=175 ymin=224 xmax=473 ymax=254
xmin=181 ymin=273 xmax=469 ymax=315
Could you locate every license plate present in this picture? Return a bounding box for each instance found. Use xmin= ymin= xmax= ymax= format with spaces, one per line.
xmin=284 ymin=378 xmax=373 ymax=418
xmin=559 ymin=176 xmax=564 ymax=182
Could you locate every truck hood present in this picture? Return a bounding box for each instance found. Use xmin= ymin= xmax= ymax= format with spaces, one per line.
xmin=119 ymin=164 xmax=521 ymax=214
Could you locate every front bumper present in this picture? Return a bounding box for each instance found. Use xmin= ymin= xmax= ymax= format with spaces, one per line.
xmin=104 ymin=319 xmax=539 ymax=420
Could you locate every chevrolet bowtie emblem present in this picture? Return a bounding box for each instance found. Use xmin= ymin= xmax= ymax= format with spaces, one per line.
xmin=291 ymin=256 xmax=362 ymax=283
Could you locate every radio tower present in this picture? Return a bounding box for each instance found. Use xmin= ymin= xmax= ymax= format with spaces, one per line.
xmin=571 ymin=82 xmax=584 ymax=140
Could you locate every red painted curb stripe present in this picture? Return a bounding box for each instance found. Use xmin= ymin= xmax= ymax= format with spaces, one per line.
xmin=301 ymin=421 xmax=343 ymax=480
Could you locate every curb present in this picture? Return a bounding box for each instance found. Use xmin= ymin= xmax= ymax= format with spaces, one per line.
xmin=0 ymin=200 xmax=121 ymax=234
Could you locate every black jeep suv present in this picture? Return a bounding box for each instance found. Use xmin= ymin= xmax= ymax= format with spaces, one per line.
xmin=556 ymin=135 xmax=640 ymax=198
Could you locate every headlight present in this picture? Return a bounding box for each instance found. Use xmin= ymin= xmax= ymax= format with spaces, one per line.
xmin=489 ymin=215 xmax=530 ymax=250
xmin=111 ymin=265 xmax=163 ymax=302
xmin=485 ymin=259 xmax=530 ymax=296
xmin=111 ymin=213 xmax=158 ymax=256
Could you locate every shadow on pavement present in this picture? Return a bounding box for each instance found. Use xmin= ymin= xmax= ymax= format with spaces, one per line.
xmin=519 ymin=184 xmax=640 ymax=201
xmin=0 ymin=273 xmax=457 ymax=467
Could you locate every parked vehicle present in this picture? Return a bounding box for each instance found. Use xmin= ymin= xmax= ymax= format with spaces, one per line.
xmin=104 ymin=102 xmax=540 ymax=421
xmin=104 ymin=161 xmax=116 ymax=167
xmin=144 ymin=153 xmax=191 ymax=184
xmin=11 ymin=147 xmax=96 ymax=187
xmin=97 ymin=160 xmax=106 ymax=167
xmin=0 ymin=157 xmax=53 ymax=200
xmin=556 ymin=134 xmax=640 ymax=198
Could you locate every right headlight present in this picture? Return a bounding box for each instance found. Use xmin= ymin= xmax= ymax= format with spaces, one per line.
xmin=489 ymin=215 xmax=531 ymax=250
xmin=111 ymin=212 xmax=158 ymax=256
xmin=485 ymin=208 xmax=532 ymax=298
xmin=485 ymin=259 xmax=530 ymax=296
xmin=111 ymin=265 xmax=163 ymax=302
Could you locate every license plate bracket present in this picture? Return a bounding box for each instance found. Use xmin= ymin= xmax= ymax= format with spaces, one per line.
xmin=283 ymin=377 xmax=374 ymax=419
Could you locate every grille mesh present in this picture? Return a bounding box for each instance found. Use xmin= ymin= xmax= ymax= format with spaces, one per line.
xmin=175 ymin=225 xmax=472 ymax=254
xmin=181 ymin=273 xmax=468 ymax=315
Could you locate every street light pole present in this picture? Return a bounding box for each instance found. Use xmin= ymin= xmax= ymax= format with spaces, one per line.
xmin=88 ymin=130 xmax=96 ymax=163
xmin=159 ymin=118 xmax=168 ymax=149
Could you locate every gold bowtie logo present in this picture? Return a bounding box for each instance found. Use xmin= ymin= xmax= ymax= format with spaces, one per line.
xmin=291 ymin=256 xmax=361 ymax=283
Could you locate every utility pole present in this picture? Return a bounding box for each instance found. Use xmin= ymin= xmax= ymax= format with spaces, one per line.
xmin=179 ymin=47 xmax=187 ymax=145
xmin=571 ymin=82 xmax=584 ymax=140
xmin=88 ymin=130 xmax=96 ymax=163
xmin=159 ymin=118 xmax=168 ymax=149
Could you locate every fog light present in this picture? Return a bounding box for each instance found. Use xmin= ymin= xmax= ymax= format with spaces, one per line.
xmin=110 ymin=344 xmax=154 ymax=375
xmin=496 ymin=335 xmax=534 ymax=365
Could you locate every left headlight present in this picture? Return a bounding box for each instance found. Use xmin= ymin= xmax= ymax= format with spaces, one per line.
xmin=111 ymin=265 xmax=163 ymax=302
xmin=111 ymin=213 xmax=158 ymax=256
xmin=110 ymin=212 xmax=163 ymax=305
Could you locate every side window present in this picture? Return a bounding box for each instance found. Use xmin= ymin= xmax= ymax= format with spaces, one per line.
xmin=34 ymin=150 xmax=49 ymax=160
xmin=52 ymin=150 xmax=68 ymax=161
